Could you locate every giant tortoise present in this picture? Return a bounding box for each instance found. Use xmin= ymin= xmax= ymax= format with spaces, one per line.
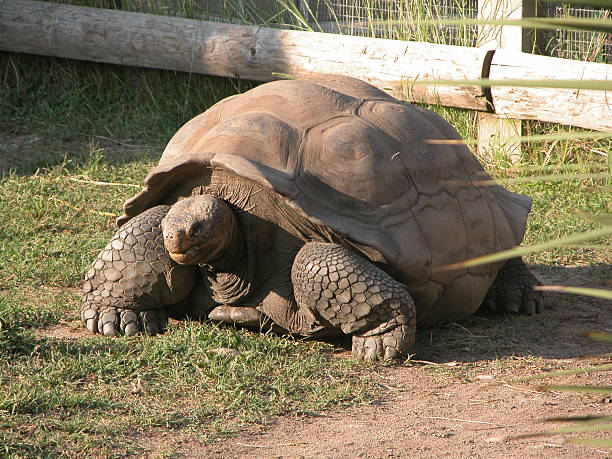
xmin=81 ymin=75 xmax=543 ymax=360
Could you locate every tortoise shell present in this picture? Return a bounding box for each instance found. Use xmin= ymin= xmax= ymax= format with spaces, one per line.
xmin=118 ymin=75 xmax=532 ymax=324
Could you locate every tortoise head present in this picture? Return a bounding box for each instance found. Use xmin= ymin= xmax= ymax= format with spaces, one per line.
xmin=161 ymin=195 xmax=238 ymax=266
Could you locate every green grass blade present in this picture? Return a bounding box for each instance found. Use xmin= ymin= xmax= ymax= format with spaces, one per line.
xmin=567 ymin=244 xmax=612 ymax=250
xmin=425 ymin=131 xmax=612 ymax=146
xmin=510 ymin=364 xmax=612 ymax=383
xmin=546 ymin=415 xmax=612 ymax=423
xmin=514 ymin=131 xmax=612 ymax=143
xmin=511 ymin=164 xmax=609 ymax=173
xmin=568 ymin=438 xmax=612 ymax=447
xmin=271 ymin=72 xmax=297 ymax=80
xmin=535 ymin=286 xmax=612 ymax=301
xmin=465 ymin=172 xmax=612 ymax=186
xmin=545 ymin=0 xmax=612 ymax=8
xmin=537 ymin=384 xmax=612 ymax=394
xmin=400 ymin=17 xmax=612 ymax=34
xmin=506 ymin=422 xmax=612 ymax=441
xmin=433 ymin=225 xmax=612 ymax=272
xmin=274 ymin=0 xmax=317 ymax=32
xmin=530 ymin=17 xmax=612 ymax=34
xmin=583 ymin=332 xmax=612 ymax=343
xmin=410 ymin=79 xmax=612 ymax=91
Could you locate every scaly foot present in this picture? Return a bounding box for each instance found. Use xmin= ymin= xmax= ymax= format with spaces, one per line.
xmin=481 ymin=257 xmax=544 ymax=315
xmin=82 ymin=305 xmax=168 ymax=336
xmin=292 ymin=242 xmax=416 ymax=361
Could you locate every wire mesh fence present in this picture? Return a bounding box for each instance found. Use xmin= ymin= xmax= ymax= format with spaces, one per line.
xmin=116 ymin=0 xmax=478 ymax=46
xmin=102 ymin=0 xmax=299 ymax=25
xmin=541 ymin=2 xmax=611 ymax=63
xmin=301 ymin=0 xmax=478 ymax=46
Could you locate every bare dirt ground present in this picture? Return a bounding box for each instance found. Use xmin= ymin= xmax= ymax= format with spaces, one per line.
xmin=197 ymin=265 xmax=612 ymax=458
xmin=202 ymin=367 xmax=610 ymax=458
xmin=36 ymin=261 xmax=611 ymax=457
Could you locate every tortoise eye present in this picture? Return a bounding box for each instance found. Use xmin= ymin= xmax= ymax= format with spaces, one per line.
xmin=190 ymin=222 xmax=203 ymax=236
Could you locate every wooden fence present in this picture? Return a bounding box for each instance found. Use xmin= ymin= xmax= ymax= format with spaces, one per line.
xmin=1 ymin=0 xmax=611 ymax=133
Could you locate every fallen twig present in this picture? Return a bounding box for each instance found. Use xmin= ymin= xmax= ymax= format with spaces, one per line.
xmin=502 ymin=384 xmax=560 ymax=395
xmin=235 ymin=443 xmax=269 ymax=448
xmin=447 ymin=322 xmax=488 ymax=338
xmin=418 ymin=415 xmax=497 ymax=426
xmin=235 ymin=442 xmax=302 ymax=448
xmin=404 ymin=359 xmax=441 ymax=366
xmin=0 ymin=273 xmax=15 ymax=284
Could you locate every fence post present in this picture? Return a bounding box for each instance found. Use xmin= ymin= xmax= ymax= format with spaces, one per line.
xmin=477 ymin=0 xmax=534 ymax=162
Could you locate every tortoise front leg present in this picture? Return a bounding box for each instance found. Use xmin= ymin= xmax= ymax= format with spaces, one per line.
xmin=81 ymin=205 xmax=200 ymax=336
xmin=292 ymin=242 xmax=416 ymax=361
xmin=207 ymin=297 xmax=333 ymax=336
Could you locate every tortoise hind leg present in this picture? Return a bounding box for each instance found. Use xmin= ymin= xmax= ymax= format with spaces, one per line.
xmin=81 ymin=205 xmax=199 ymax=336
xmin=480 ymin=257 xmax=544 ymax=316
xmin=292 ymin=242 xmax=416 ymax=361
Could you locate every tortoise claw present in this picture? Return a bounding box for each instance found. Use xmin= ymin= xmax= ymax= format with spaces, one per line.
xmin=208 ymin=305 xmax=265 ymax=328
xmin=100 ymin=309 xmax=120 ymax=336
xmin=102 ymin=321 xmax=118 ymax=337
xmin=121 ymin=311 xmax=139 ymax=336
xmin=81 ymin=304 xmax=167 ymax=337
xmin=140 ymin=311 xmax=163 ymax=334
xmin=480 ymin=257 xmax=544 ymax=316
xmin=86 ymin=318 xmax=97 ymax=334
xmin=536 ymin=297 xmax=544 ymax=314
xmin=352 ymin=323 xmax=411 ymax=362
xmin=524 ymin=299 xmax=536 ymax=316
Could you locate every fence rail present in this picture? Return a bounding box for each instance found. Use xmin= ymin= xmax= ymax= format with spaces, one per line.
xmin=1 ymin=0 xmax=611 ymax=132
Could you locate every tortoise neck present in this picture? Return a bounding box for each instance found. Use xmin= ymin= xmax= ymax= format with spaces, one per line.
xmin=202 ymin=214 xmax=245 ymax=273
xmin=202 ymin=217 xmax=255 ymax=304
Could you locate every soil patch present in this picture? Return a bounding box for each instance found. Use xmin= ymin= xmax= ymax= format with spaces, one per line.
xmin=204 ymin=364 xmax=610 ymax=458
xmin=36 ymin=321 xmax=91 ymax=340
xmin=34 ymin=266 xmax=611 ymax=458
xmin=200 ymin=265 xmax=611 ymax=458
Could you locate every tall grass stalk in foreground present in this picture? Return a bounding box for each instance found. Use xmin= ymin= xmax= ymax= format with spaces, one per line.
xmin=1 ymin=0 xmax=611 ymax=454
xmin=496 ymin=333 xmax=612 ymax=447
xmin=421 ymin=2 xmax=611 ymax=447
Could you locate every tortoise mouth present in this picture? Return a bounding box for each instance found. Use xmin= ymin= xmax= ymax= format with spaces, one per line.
xmin=168 ymin=244 xmax=205 ymax=265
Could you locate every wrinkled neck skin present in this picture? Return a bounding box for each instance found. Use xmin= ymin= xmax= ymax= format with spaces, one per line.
xmin=200 ymin=216 xmax=244 ymax=274
xmin=203 ymin=211 xmax=255 ymax=305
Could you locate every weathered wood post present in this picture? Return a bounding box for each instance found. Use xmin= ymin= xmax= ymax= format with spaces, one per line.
xmin=477 ymin=0 xmax=535 ymax=162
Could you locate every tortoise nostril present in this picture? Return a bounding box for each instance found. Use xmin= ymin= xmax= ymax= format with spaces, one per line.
xmin=164 ymin=232 xmax=180 ymax=244
xmin=163 ymin=231 xmax=184 ymax=253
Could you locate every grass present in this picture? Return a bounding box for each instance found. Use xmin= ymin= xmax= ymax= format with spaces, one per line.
xmin=0 ymin=321 xmax=371 ymax=457
xmin=0 ymin=53 xmax=378 ymax=456
xmin=0 ymin=8 xmax=610 ymax=451
xmin=0 ymin=52 xmax=256 ymax=155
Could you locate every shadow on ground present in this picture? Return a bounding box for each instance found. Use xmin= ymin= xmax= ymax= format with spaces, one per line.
xmin=0 ymin=133 xmax=162 ymax=176
xmin=408 ymin=264 xmax=611 ymax=363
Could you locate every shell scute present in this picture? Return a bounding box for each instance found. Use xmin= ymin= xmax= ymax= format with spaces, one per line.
xmin=117 ymin=75 xmax=532 ymax=322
